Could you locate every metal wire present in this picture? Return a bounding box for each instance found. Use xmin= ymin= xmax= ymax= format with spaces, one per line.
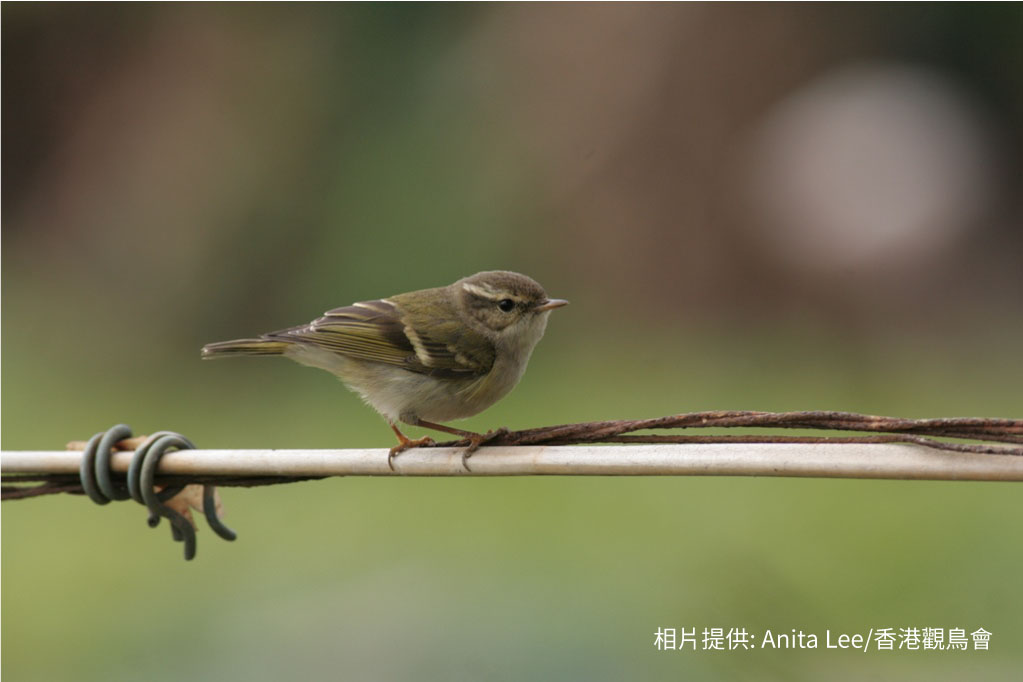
xmin=75 ymin=425 xmax=236 ymax=561
xmin=2 ymin=411 xmax=1020 ymax=564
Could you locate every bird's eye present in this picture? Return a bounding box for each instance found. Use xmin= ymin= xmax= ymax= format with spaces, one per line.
xmin=498 ymin=298 xmax=515 ymax=312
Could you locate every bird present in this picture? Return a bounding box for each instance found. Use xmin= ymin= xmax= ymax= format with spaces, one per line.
xmin=201 ymin=270 xmax=567 ymax=469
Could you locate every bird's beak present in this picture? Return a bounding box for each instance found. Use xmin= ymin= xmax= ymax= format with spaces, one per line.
xmin=535 ymin=298 xmax=569 ymax=312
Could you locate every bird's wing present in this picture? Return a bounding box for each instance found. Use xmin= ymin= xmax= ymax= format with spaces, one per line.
xmin=266 ymin=298 xmax=494 ymax=377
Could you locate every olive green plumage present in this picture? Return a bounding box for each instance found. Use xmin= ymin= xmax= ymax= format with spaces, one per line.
xmin=202 ymin=271 xmax=567 ymax=446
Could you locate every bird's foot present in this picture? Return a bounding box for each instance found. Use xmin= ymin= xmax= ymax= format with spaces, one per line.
xmin=461 ymin=427 xmax=510 ymax=472
xmin=387 ymin=435 xmax=435 ymax=472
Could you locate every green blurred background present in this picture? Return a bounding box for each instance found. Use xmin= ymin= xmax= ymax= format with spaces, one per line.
xmin=3 ymin=3 xmax=1022 ymax=680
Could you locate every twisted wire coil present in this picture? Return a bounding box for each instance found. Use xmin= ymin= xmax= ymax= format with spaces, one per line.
xmin=79 ymin=424 xmax=236 ymax=560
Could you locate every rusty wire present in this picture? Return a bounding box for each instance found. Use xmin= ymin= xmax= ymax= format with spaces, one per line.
xmin=3 ymin=410 xmax=1021 ymax=501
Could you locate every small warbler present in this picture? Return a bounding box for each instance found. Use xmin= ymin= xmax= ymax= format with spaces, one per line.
xmin=202 ymin=271 xmax=567 ymax=468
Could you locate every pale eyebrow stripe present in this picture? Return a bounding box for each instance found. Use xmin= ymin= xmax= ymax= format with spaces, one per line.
xmin=462 ymin=282 xmax=523 ymax=302
xmin=462 ymin=282 xmax=501 ymax=300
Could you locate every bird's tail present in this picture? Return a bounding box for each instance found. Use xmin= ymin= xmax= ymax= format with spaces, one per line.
xmin=201 ymin=337 xmax=289 ymax=359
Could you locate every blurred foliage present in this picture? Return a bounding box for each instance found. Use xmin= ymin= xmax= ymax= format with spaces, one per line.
xmin=3 ymin=3 xmax=1022 ymax=680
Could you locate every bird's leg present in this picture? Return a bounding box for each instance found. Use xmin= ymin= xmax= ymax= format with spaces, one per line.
xmin=387 ymin=424 xmax=434 ymax=471
xmin=414 ymin=420 xmax=510 ymax=471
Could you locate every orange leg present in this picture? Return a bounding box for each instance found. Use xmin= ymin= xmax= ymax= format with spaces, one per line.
xmin=387 ymin=424 xmax=435 ymax=471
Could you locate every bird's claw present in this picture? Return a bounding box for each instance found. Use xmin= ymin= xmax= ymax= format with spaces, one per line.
xmin=460 ymin=427 xmax=510 ymax=472
xmin=387 ymin=436 xmax=435 ymax=471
